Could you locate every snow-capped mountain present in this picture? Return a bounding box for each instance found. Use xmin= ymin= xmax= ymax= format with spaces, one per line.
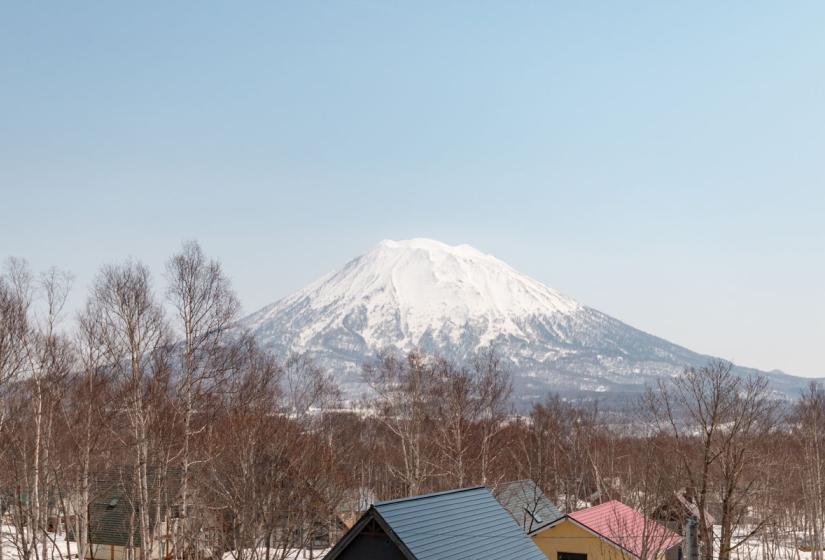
xmin=239 ymin=238 xmax=803 ymax=401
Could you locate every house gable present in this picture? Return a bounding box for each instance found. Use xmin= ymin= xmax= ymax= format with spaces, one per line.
xmin=78 ymin=466 xmax=182 ymax=551
xmin=324 ymin=509 xmax=413 ymax=560
xmin=531 ymin=518 xmax=636 ymax=560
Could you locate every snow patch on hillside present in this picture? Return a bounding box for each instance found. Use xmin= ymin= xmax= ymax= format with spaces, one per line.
xmin=243 ymin=238 xmax=579 ymax=349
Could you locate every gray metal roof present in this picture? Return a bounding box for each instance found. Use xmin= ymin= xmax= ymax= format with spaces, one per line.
xmin=493 ymin=479 xmax=564 ymax=534
xmin=371 ymin=486 xmax=547 ymax=560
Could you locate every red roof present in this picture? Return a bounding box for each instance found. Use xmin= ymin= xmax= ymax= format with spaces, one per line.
xmin=568 ymin=500 xmax=682 ymax=559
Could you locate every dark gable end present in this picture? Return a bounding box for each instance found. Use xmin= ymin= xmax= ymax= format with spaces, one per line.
xmin=324 ymin=507 xmax=412 ymax=560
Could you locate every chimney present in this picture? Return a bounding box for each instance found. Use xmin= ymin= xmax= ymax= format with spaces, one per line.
xmin=684 ymin=516 xmax=699 ymax=560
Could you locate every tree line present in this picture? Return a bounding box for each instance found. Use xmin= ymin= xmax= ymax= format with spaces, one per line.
xmin=0 ymin=243 xmax=823 ymax=560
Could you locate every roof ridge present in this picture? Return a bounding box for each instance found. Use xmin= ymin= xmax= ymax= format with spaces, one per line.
xmin=497 ymin=479 xmax=535 ymax=487
xmin=374 ymin=486 xmax=486 ymax=506
xmin=572 ymin=499 xmax=623 ymax=512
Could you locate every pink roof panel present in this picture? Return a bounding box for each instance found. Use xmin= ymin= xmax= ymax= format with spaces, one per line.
xmin=568 ymin=500 xmax=683 ymax=558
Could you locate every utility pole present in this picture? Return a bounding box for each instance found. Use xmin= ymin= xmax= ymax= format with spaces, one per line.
xmin=684 ymin=516 xmax=699 ymax=560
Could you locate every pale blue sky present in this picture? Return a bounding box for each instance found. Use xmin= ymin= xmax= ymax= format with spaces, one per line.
xmin=1 ymin=2 xmax=824 ymax=376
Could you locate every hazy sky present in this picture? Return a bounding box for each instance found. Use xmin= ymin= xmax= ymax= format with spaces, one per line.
xmin=2 ymin=2 xmax=824 ymax=377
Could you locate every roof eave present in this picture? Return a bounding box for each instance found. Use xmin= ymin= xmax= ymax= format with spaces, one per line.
xmin=527 ymin=515 xmax=567 ymax=536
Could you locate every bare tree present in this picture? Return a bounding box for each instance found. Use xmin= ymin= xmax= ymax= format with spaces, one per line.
xmin=793 ymin=383 xmax=825 ymax=560
xmin=166 ymin=241 xmax=240 ymax=560
xmin=205 ymin=337 xmax=284 ymax=560
xmin=282 ymin=353 xmax=339 ymax=417
xmin=430 ymin=348 xmax=512 ymax=487
xmin=471 ymin=348 xmax=512 ymax=485
xmin=90 ymin=261 xmax=169 ymax=560
xmin=0 ymin=262 xmax=75 ymax=560
xmin=645 ymin=360 xmax=777 ymax=560
xmin=612 ymin=433 xmax=683 ymax=560
xmin=431 ymin=358 xmax=477 ymax=487
xmin=363 ymin=351 xmax=439 ymax=496
xmin=0 ymin=260 xmax=28 ymax=390
xmin=510 ymin=394 xmax=602 ymax=512
xmin=56 ymin=301 xmax=116 ymax=560
xmin=0 ymin=261 xmax=30 ymax=560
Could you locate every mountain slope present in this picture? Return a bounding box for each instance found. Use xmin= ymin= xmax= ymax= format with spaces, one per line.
xmin=239 ymin=239 xmax=804 ymax=401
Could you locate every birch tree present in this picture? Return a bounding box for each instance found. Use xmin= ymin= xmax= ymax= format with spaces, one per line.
xmin=0 ymin=261 xmax=29 ymax=560
xmin=363 ymin=351 xmax=438 ymax=496
xmin=166 ymin=241 xmax=239 ymax=560
xmin=58 ymin=303 xmax=115 ymax=560
xmin=90 ymin=261 xmax=168 ymax=560
xmin=1 ymin=262 xmax=74 ymax=560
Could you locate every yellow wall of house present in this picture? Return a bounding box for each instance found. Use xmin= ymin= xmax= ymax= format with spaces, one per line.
xmin=532 ymin=520 xmax=636 ymax=560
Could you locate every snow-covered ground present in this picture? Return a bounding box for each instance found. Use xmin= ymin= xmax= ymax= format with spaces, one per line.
xmin=724 ymin=525 xmax=815 ymax=560
xmin=0 ymin=525 xmax=74 ymax=560
xmin=0 ymin=526 xmax=327 ymax=560
xmin=1 ymin=522 xmax=819 ymax=560
xmin=221 ymin=548 xmax=329 ymax=560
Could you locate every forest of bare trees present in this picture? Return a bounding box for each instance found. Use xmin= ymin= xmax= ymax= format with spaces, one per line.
xmin=0 ymin=244 xmax=823 ymax=560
